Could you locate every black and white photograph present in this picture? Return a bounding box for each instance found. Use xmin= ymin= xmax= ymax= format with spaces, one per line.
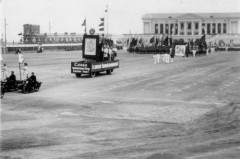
xmin=1 ymin=0 xmax=240 ymax=158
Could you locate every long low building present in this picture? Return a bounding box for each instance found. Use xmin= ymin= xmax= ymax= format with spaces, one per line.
xmin=23 ymin=24 xmax=83 ymax=44
xmin=142 ymin=12 xmax=240 ymax=39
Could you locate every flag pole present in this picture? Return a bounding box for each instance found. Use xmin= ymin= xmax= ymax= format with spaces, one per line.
xmin=106 ymin=5 xmax=108 ymax=38
xmin=85 ymin=15 xmax=87 ymax=34
xmin=85 ymin=17 xmax=87 ymax=34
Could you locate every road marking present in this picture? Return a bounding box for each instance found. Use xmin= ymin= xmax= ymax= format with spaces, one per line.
xmin=29 ymin=92 xmax=225 ymax=106
xmin=60 ymin=112 xmax=79 ymax=116
xmin=101 ymin=101 xmax=114 ymax=104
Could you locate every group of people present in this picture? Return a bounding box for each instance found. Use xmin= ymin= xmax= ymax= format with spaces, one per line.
xmin=97 ymin=40 xmax=117 ymax=62
xmin=1 ymin=62 xmax=38 ymax=90
xmin=153 ymin=45 xmax=175 ymax=64
xmin=2 ymin=63 xmax=29 ymax=80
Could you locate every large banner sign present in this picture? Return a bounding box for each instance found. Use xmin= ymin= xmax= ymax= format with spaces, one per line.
xmin=82 ymin=35 xmax=99 ymax=60
xmin=84 ymin=38 xmax=97 ymax=56
xmin=175 ymin=45 xmax=186 ymax=56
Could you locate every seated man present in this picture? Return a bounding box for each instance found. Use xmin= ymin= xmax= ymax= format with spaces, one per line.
xmin=8 ymin=71 xmax=17 ymax=89
xmin=29 ymin=72 xmax=37 ymax=88
xmin=111 ymin=46 xmax=117 ymax=60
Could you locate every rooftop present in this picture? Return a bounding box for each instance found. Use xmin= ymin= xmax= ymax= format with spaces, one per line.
xmin=142 ymin=12 xmax=240 ymax=20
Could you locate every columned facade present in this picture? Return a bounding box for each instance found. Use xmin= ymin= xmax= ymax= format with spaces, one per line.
xmin=145 ymin=20 xmax=233 ymax=36
xmin=142 ymin=13 xmax=240 ymax=38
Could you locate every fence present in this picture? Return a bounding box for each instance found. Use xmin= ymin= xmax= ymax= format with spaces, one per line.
xmin=5 ymin=43 xmax=82 ymax=53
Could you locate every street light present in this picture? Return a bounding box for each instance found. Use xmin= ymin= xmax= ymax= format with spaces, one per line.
xmin=4 ymin=18 xmax=8 ymax=53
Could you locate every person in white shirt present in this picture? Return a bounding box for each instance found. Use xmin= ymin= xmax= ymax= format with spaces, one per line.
xmin=22 ymin=63 xmax=28 ymax=80
xmin=192 ymin=49 xmax=196 ymax=57
xmin=153 ymin=54 xmax=157 ymax=64
xmin=103 ymin=45 xmax=109 ymax=61
xmin=2 ymin=63 xmax=9 ymax=80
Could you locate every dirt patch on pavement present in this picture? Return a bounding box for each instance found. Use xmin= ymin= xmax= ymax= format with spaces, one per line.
xmin=189 ymin=97 xmax=240 ymax=134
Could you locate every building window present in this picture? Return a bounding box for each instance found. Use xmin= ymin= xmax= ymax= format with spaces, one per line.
xmin=160 ymin=24 xmax=164 ymax=34
xmin=202 ymin=23 xmax=205 ymax=34
xmin=187 ymin=22 xmax=192 ymax=35
xmin=207 ymin=23 xmax=211 ymax=34
xmin=218 ymin=23 xmax=221 ymax=34
xmin=223 ymin=23 xmax=227 ymax=34
xmin=155 ymin=24 xmax=158 ymax=34
xmin=170 ymin=24 xmax=174 ymax=35
xmin=165 ymin=24 xmax=169 ymax=35
xmin=175 ymin=23 xmax=178 ymax=35
xmin=212 ymin=23 xmax=216 ymax=34
xmin=194 ymin=22 xmax=199 ymax=35
xmin=180 ymin=22 xmax=184 ymax=35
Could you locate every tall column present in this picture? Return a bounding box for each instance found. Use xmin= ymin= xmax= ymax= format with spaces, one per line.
xmin=216 ymin=22 xmax=218 ymax=34
xmin=184 ymin=21 xmax=187 ymax=35
xmin=163 ymin=22 xmax=165 ymax=34
xmin=221 ymin=23 xmax=223 ymax=34
xmin=159 ymin=23 xmax=160 ymax=34
xmin=210 ymin=23 xmax=212 ymax=34
xmin=169 ymin=23 xmax=171 ymax=34
xmin=150 ymin=22 xmax=153 ymax=34
xmin=199 ymin=21 xmax=202 ymax=35
xmin=178 ymin=21 xmax=180 ymax=35
xmin=191 ymin=21 xmax=194 ymax=35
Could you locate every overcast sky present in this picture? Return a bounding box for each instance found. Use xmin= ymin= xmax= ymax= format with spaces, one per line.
xmin=1 ymin=0 xmax=240 ymax=42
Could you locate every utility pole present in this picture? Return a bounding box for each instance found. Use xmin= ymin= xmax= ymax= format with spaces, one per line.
xmin=4 ymin=18 xmax=7 ymax=53
xmin=106 ymin=5 xmax=108 ymax=38
xmin=49 ymin=21 xmax=51 ymax=34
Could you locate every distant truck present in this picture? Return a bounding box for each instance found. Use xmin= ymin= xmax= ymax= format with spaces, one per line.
xmin=71 ymin=34 xmax=119 ymax=78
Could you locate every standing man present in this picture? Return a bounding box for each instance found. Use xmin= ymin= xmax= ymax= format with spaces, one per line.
xmin=170 ymin=46 xmax=175 ymax=63
xmin=16 ymin=48 xmax=21 ymax=54
xmin=22 ymin=63 xmax=28 ymax=80
xmin=185 ymin=44 xmax=189 ymax=58
xmin=2 ymin=63 xmax=9 ymax=80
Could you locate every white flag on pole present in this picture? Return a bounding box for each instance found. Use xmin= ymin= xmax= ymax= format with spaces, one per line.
xmin=18 ymin=53 xmax=24 ymax=63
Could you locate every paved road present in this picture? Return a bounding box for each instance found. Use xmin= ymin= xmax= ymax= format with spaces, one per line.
xmin=1 ymin=50 xmax=240 ymax=159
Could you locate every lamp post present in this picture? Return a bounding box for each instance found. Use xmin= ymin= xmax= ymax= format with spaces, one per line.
xmin=4 ymin=18 xmax=8 ymax=53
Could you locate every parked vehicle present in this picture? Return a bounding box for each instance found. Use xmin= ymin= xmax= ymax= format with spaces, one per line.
xmin=18 ymin=78 xmax=42 ymax=94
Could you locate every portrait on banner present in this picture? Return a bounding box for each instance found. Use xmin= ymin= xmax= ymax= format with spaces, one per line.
xmin=175 ymin=45 xmax=186 ymax=56
xmin=84 ymin=38 xmax=97 ymax=56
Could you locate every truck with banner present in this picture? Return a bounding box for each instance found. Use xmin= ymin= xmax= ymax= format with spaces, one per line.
xmin=71 ymin=32 xmax=119 ymax=78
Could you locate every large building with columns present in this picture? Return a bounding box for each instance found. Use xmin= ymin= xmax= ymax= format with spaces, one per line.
xmin=142 ymin=13 xmax=240 ymax=39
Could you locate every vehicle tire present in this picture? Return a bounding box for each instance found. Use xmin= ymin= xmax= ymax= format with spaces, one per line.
xmin=106 ymin=70 xmax=112 ymax=75
xmin=75 ymin=73 xmax=81 ymax=78
xmin=23 ymin=86 xmax=26 ymax=94
xmin=90 ymin=72 xmax=96 ymax=78
xmin=96 ymin=72 xmax=100 ymax=75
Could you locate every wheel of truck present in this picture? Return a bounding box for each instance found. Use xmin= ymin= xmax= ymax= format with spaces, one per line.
xmin=96 ymin=72 xmax=100 ymax=75
xmin=106 ymin=70 xmax=111 ymax=75
xmin=75 ymin=73 xmax=81 ymax=78
xmin=23 ymin=86 xmax=26 ymax=94
xmin=90 ymin=72 xmax=96 ymax=78
xmin=107 ymin=69 xmax=113 ymax=75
